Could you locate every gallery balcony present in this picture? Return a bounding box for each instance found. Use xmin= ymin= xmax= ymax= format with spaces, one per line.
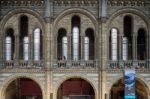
xmin=53 ymin=60 xmax=98 ymax=70
xmin=107 ymin=60 xmax=150 ymax=72
xmin=0 ymin=59 xmax=44 ymax=69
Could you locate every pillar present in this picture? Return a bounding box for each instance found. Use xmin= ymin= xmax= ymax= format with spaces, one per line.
xmin=14 ymin=34 xmax=19 ymax=64
xmin=102 ymin=0 xmax=106 ymax=17
xmin=148 ymin=34 xmax=150 ymax=68
xmin=132 ymin=33 xmax=137 ymax=60
xmin=45 ymin=0 xmax=51 ymax=17
xmin=119 ymin=34 xmax=123 ymax=60
xmin=80 ymin=34 xmax=84 ymax=60
xmin=67 ymin=34 xmax=72 ymax=60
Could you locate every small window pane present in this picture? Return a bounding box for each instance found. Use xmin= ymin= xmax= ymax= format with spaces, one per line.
xmin=23 ymin=37 xmax=29 ymax=61
xmin=5 ymin=37 xmax=12 ymax=60
xmin=34 ymin=28 xmax=41 ymax=61
xmin=73 ymin=27 xmax=79 ymax=60
xmin=84 ymin=37 xmax=89 ymax=60
xmin=122 ymin=37 xmax=128 ymax=60
xmin=62 ymin=37 xmax=67 ymax=59
xmin=111 ymin=28 xmax=118 ymax=60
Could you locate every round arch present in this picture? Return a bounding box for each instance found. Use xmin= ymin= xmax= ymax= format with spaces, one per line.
xmin=84 ymin=27 xmax=95 ymax=36
xmin=108 ymin=77 xmax=150 ymax=99
xmin=0 ymin=8 xmax=46 ymax=35
xmin=53 ymin=8 xmax=97 ymax=32
xmin=57 ymin=28 xmax=68 ymax=37
xmin=0 ymin=74 xmax=44 ymax=99
xmin=107 ymin=8 xmax=150 ymax=29
xmin=55 ymin=76 xmax=98 ymax=99
xmin=108 ymin=27 xmax=120 ymax=37
xmin=137 ymin=27 xmax=147 ymax=36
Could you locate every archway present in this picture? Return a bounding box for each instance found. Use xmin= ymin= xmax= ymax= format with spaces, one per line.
xmin=5 ymin=78 xmax=42 ymax=99
xmin=110 ymin=78 xmax=148 ymax=99
xmin=57 ymin=78 xmax=95 ymax=99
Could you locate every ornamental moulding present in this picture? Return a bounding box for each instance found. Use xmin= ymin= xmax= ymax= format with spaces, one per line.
xmin=107 ymin=0 xmax=150 ymax=6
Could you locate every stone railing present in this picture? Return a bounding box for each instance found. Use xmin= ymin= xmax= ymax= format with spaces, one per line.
xmin=53 ymin=60 xmax=98 ymax=69
xmin=1 ymin=60 xmax=44 ymax=69
xmin=107 ymin=60 xmax=150 ymax=72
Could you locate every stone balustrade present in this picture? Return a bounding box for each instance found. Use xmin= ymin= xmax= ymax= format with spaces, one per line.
xmin=53 ymin=60 xmax=98 ymax=69
xmin=0 ymin=60 xmax=44 ymax=69
xmin=107 ymin=60 xmax=150 ymax=72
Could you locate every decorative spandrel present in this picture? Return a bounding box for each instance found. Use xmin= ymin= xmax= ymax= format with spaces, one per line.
xmin=107 ymin=0 xmax=150 ymax=6
xmin=0 ymin=0 xmax=45 ymax=7
xmin=53 ymin=0 xmax=98 ymax=6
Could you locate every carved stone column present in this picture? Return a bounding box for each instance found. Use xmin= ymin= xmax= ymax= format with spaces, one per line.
xmin=15 ymin=34 xmax=18 ymax=59
xmin=132 ymin=33 xmax=137 ymax=60
xmin=148 ymin=34 xmax=150 ymax=68
xmin=29 ymin=34 xmax=33 ymax=66
xmin=67 ymin=34 xmax=72 ymax=60
xmin=80 ymin=34 xmax=84 ymax=60
xmin=119 ymin=34 xmax=123 ymax=60
xmin=146 ymin=35 xmax=148 ymax=60
xmin=45 ymin=0 xmax=51 ymax=17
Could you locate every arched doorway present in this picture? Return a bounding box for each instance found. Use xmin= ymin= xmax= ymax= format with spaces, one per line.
xmin=110 ymin=78 xmax=148 ymax=99
xmin=5 ymin=78 xmax=42 ymax=99
xmin=57 ymin=78 xmax=95 ymax=99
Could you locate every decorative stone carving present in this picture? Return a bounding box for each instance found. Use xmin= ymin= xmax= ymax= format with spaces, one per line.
xmin=0 ymin=0 xmax=45 ymax=7
xmin=107 ymin=0 xmax=150 ymax=6
xmin=53 ymin=0 xmax=98 ymax=6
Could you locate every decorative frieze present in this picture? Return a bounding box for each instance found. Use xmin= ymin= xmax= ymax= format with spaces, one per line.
xmin=53 ymin=0 xmax=98 ymax=6
xmin=0 ymin=0 xmax=45 ymax=7
xmin=107 ymin=0 xmax=150 ymax=6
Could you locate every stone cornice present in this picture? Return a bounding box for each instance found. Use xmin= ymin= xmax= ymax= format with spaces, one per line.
xmin=0 ymin=0 xmax=45 ymax=7
xmin=107 ymin=0 xmax=150 ymax=6
xmin=53 ymin=0 xmax=98 ymax=7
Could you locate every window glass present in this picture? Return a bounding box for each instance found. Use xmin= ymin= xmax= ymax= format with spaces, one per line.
xmin=62 ymin=37 xmax=68 ymax=60
xmin=111 ymin=28 xmax=117 ymax=60
xmin=23 ymin=37 xmax=29 ymax=61
xmin=5 ymin=37 xmax=12 ymax=60
xmin=34 ymin=28 xmax=40 ymax=61
xmin=84 ymin=37 xmax=89 ymax=60
xmin=73 ymin=27 xmax=79 ymax=60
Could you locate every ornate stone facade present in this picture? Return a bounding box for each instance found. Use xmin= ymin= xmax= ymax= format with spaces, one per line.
xmin=0 ymin=0 xmax=150 ymax=99
xmin=0 ymin=0 xmax=45 ymax=6
xmin=107 ymin=0 xmax=150 ymax=6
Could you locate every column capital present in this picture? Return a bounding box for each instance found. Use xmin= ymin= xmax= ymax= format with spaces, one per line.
xmin=119 ymin=34 xmax=123 ymax=36
xmin=131 ymin=32 xmax=137 ymax=37
xmin=67 ymin=33 xmax=72 ymax=36
xmin=14 ymin=34 xmax=19 ymax=36
xmin=80 ymin=34 xmax=85 ymax=37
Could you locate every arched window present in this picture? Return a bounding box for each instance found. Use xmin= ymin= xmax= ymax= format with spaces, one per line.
xmin=137 ymin=28 xmax=146 ymax=60
xmin=85 ymin=28 xmax=95 ymax=60
xmin=57 ymin=29 xmax=67 ymax=60
xmin=73 ymin=27 xmax=79 ymax=60
xmin=23 ymin=37 xmax=29 ymax=61
xmin=72 ymin=16 xmax=80 ymax=60
xmin=62 ymin=37 xmax=68 ymax=59
xmin=19 ymin=15 xmax=28 ymax=59
xmin=122 ymin=37 xmax=128 ymax=60
xmin=5 ymin=37 xmax=12 ymax=61
xmin=110 ymin=28 xmax=118 ymax=60
xmin=123 ymin=15 xmax=133 ymax=60
xmin=34 ymin=28 xmax=42 ymax=61
xmin=84 ymin=37 xmax=89 ymax=60
xmin=5 ymin=28 xmax=15 ymax=60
